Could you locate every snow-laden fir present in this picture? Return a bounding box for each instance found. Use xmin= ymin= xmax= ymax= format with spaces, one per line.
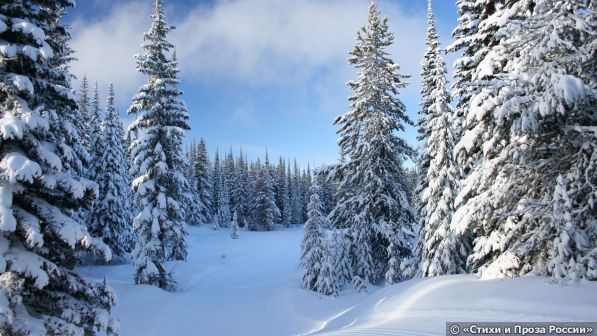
xmin=417 ymin=0 xmax=466 ymax=277
xmin=0 ymin=1 xmax=118 ymax=334
xmin=128 ymin=0 xmax=191 ymax=291
xmin=329 ymin=1 xmax=415 ymax=286
xmin=300 ymin=176 xmax=339 ymax=296
xmin=448 ymin=0 xmax=596 ymax=280
xmin=87 ymin=83 xmax=134 ymax=263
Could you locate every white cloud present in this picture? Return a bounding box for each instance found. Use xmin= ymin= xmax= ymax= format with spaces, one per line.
xmin=69 ymin=0 xmax=429 ymax=98
xmin=70 ymin=1 xmax=149 ymax=106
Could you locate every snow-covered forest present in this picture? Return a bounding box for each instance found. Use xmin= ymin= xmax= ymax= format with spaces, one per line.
xmin=0 ymin=0 xmax=595 ymax=335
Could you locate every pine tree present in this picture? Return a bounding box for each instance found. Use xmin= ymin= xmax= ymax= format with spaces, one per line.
xmin=88 ymin=81 xmax=103 ymax=169
xmin=232 ymin=149 xmax=249 ymax=228
xmin=274 ymin=157 xmax=286 ymax=217
xmin=223 ymin=148 xmax=236 ymax=213
xmin=291 ymin=160 xmax=303 ymax=223
xmin=250 ymin=155 xmax=280 ymax=231
xmin=448 ymin=0 xmax=525 ymax=277
xmin=194 ymin=138 xmax=213 ymax=223
xmin=0 ymin=1 xmax=118 ymax=334
xmin=88 ymin=83 xmax=133 ymax=263
xmin=332 ymin=230 xmax=353 ymax=283
xmin=217 ymin=174 xmax=231 ymax=228
xmin=282 ymin=166 xmax=292 ymax=227
xmin=301 ymin=165 xmax=312 ymax=220
xmin=487 ymin=0 xmax=596 ymax=280
xmin=300 ymin=178 xmax=338 ymax=295
xmin=330 ymin=1 xmax=415 ymax=285
xmin=211 ymin=149 xmax=221 ymax=223
xmin=78 ymin=75 xmax=91 ymax=147
xmin=451 ymin=0 xmax=596 ymax=279
xmin=128 ymin=0 xmax=190 ymax=290
xmin=317 ymin=170 xmax=334 ymax=217
xmin=183 ymin=141 xmax=202 ymax=226
xmin=418 ymin=0 xmax=465 ymax=277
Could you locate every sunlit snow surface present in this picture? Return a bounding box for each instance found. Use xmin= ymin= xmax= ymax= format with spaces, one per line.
xmin=79 ymin=226 xmax=597 ymax=336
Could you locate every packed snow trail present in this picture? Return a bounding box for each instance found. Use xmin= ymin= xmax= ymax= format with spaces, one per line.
xmin=79 ymin=226 xmax=597 ymax=336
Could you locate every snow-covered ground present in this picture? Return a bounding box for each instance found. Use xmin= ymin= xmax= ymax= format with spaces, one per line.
xmin=79 ymin=226 xmax=597 ymax=336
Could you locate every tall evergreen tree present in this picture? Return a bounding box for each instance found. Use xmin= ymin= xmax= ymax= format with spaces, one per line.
xmin=128 ymin=0 xmax=190 ymax=290
xmin=232 ymin=149 xmax=249 ymax=228
xmin=418 ymin=0 xmax=465 ymax=277
xmin=291 ymin=160 xmax=304 ymax=224
xmin=449 ymin=0 xmax=596 ymax=281
xmin=472 ymin=0 xmax=596 ymax=280
xmin=0 ymin=1 xmax=118 ymax=334
xmin=330 ymin=2 xmax=415 ymax=285
xmin=183 ymin=140 xmax=202 ymax=225
xmin=217 ymin=174 xmax=231 ymax=229
xmin=250 ymin=155 xmax=280 ymax=231
xmin=88 ymin=83 xmax=133 ymax=262
xmin=194 ymin=138 xmax=212 ymax=223
xmin=282 ymin=164 xmax=292 ymax=226
xmin=300 ymin=178 xmax=338 ymax=296
xmin=274 ymin=157 xmax=286 ymax=217
xmin=88 ymin=81 xmax=103 ymax=170
xmin=448 ymin=0 xmax=525 ymax=277
xmin=211 ymin=149 xmax=221 ymax=222
xmin=223 ymin=148 xmax=236 ymax=213
xmin=301 ymin=165 xmax=312 ymax=220
xmin=78 ymin=75 xmax=92 ymax=150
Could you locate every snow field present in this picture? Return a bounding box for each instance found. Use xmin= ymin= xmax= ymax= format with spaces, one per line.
xmin=80 ymin=225 xmax=597 ymax=336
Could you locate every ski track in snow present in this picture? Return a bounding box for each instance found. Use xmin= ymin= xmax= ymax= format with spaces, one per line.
xmin=78 ymin=225 xmax=597 ymax=336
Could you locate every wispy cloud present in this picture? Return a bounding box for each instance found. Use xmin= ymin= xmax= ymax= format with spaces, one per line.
xmin=70 ymin=1 xmax=149 ymax=107
xmin=70 ymin=0 xmax=428 ymax=97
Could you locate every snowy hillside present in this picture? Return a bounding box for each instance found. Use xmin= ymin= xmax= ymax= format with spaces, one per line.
xmin=79 ymin=226 xmax=597 ymax=336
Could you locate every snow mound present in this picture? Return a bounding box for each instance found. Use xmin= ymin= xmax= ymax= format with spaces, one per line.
xmin=312 ymin=275 xmax=597 ymax=335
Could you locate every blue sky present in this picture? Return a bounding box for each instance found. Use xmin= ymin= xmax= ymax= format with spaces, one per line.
xmin=65 ymin=0 xmax=458 ymax=168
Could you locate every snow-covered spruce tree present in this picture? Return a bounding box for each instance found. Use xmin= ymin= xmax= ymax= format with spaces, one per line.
xmin=331 ymin=230 xmax=353 ymax=284
xmin=448 ymin=0 xmax=527 ymax=277
xmin=88 ymin=83 xmax=133 ymax=263
xmin=418 ymin=0 xmax=466 ymax=277
xmin=232 ymin=149 xmax=249 ymax=228
xmin=0 ymin=1 xmax=118 ymax=334
xmin=49 ymin=15 xmax=92 ymax=228
xmin=88 ymin=81 xmax=103 ymax=169
xmin=250 ymin=155 xmax=280 ymax=231
xmin=128 ymin=0 xmax=190 ymax=290
xmin=194 ymin=138 xmax=212 ymax=224
xmin=274 ymin=157 xmax=286 ymax=217
xmin=413 ymin=0 xmax=437 ymax=274
xmin=211 ymin=149 xmax=221 ymax=223
xmin=472 ymin=0 xmax=596 ymax=280
xmin=183 ymin=145 xmax=202 ymax=226
xmin=245 ymin=159 xmax=258 ymax=225
xmin=301 ymin=165 xmax=312 ymax=220
xmin=300 ymin=178 xmax=338 ymax=296
xmin=318 ymin=172 xmax=335 ymax=217
xmin=78 ymin=75 xmax=91 ymax=146
xmin=282 ymin=167 xmax=292 ymax=227
xmin=217 ymin=174 xmax=231 ymax=229
xmin=329 ymin=1 xmax=416 ymax=285
xmin=290 ymin=160 xmax=304 ymax=224
xmin=223 ymin=148 xmax=236 ymax=213
xmin=549 ymin=175 xmax=594 ymax=281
